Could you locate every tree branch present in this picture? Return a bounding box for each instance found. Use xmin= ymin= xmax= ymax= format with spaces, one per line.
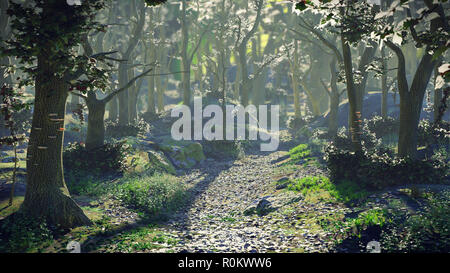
xmin=103 ymin=68 xmax=153 ymax=103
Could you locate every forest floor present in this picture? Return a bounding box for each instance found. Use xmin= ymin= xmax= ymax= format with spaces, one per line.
xmin=0 ymin=129 xmax=449 ymax=253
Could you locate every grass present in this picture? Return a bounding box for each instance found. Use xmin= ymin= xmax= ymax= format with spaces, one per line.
xmin=286 ymin=176 xmax=369 ymax=204
xmin=287 ymin=144 xmax=311 ymax=164
xmin=111 ymin=227 xmax=178 ymax=252
xmin=319 ymin=208 xmax=389 ymax=243
xmin=0 ymin=196 xmax=24 ymax=219
xmin=113 ymin=173 xmax=187 ymax=220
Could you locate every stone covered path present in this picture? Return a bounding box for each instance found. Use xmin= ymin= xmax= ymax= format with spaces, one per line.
xmin=150 ymin=150 xmax=344 ymax=253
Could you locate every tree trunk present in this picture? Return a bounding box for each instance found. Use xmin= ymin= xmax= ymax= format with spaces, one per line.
xmin=329 ymin=58 xmax=340 ymax=137
xmin=147 ymin=72 xmax=156 ymax=114
xmin=433 ymin=60 xmax=443 ymax=122
xmin=342 ymin=35 xmax=362 ymax=152
xmin=86 ymin=93 xmax=106 ymax=151
xmin=0 ymin=0 xmax=11 ymax=87
xmin=386 ymin=38 xmax=437 ymax=158
xmin=381 ymin=47 xmax=388 ymax=119
xmin=398 ymin=93 xmax=420 ymax=158
xmin=181 ymin=0 xmax=191 ymax=106
xmin=127 ymin=68 xmax=138 ymax=122
xmin=68 ymin=93 xmax=80 ymax=112
xmin=23 ymin=53 xmax=91 ymax=228
xmin=118 ymin=63 xmax=129 ymax=125
xmin=107 ymin=96 xmax=118 ymax=121
xmin=355 ymin=44 xmax=377 ymax=113
xmin=289 ymin=43 xmax=301 ymax=119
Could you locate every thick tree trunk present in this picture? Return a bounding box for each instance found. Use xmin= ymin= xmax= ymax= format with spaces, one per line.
xmin=398 ymin=93 xmax=420 ymax=158
xmin=342 ymin=36 xmax=362 ymax=152
xmin=0 ymin=0 xmax=11 ymax=87
xmin=23 ymin=54 xmax=91 ymax=228
xmin=386 ymin=38 xmax=437 ymax=158
xmin=86 ymin=93 xmax=106 ymax=151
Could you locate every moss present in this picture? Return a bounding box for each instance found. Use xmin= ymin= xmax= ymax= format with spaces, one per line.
xmin=147 ymin=150 xmax=176 ymax=175
xmin=0 ymin=197 xmax=24 ymax=219
xmin=184 ymin=142 xmax=206 ymax=162
xmin=156 ymin=140 xmax=205 ymax=169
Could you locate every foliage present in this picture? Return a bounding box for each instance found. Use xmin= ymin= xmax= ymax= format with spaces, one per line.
xmin=0 ymin=213 xmax=55 ymax=253
xmin=113 ymin=174 xmax=186 ymax=220
xmin=287 ymin=176 xmax=369 ymax=204
xmin=417 ymin=119 xmax=449 ymax=147
xmin=381 ymin=192 xmax=450 ymax=253
xmin=202 ymin=140 xmax=245 ymax=159
xmin=287 ymin=144 xmax=312 ymax=164
xmin=0 ymin=85 xmax=32 ymax=146
xmin=1 ymin=1 xmax=109 ymax=93
xmin=296 ymin=0 xmax=378 ymax=44
xmin=325 ymin=144 xmax=449 ymax=190
xmin=320 ymin=208 xmax=389 ymax=247
xmin=64 ymin=141 xmax=131 ymax=180
xmin=331 ymin=126 xmax=381 ymax=152
xmin=105 ymin=119 xmax=150 ymax=139
xmin=365 ymin=115 xmax=399 ymax=139
xmin=287 ymin=115 xmax=315 ymax=131
xmin=141 ymin=111 xmax=161 ymax=123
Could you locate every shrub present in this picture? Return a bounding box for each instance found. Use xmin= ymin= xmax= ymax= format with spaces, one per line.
xmin=105 ymin=118 xmax=150 ymax=139
xmin=141 ymin=111 xmax=161 ymax=123
xmin=331 ymin=126 xmax=381 ymax=152
xmin=64 ymin=142 xmax=132 ymax=194
xmin=202 ymin=140 xmax=244 ymax=159
xmin=418 ymin=119 xmax=449 ymax=147
xmin=325 ymin=144 xmax=449 ymax=190
xmin=0 ymin=213 xmax=55 ymax=253
xmin=365 ymin=116 xmax=399 ymax=139
xmin=114 ymin=174 xmax=187 ymax=220
xmin=380 ymin=193 xmax=450 ymax=252
xmin=287 ymin=114 xmax=315 ymax=131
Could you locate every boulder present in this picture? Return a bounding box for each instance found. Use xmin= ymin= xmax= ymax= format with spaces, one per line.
xmin=154 ymin=139 xmax=206 ymax=169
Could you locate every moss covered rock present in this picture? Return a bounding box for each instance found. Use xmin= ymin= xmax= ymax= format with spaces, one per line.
xmin=155 ymin=139 xmax=206 ymax=169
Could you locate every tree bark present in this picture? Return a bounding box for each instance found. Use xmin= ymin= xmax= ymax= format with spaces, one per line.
xmin=181 ymin=0 xmax=191 ymax=105
xmin=86 ymin=92 xmax=106 ymax=150
xmin=433 ymin=59 xmax=443 ymax=122
xmin=107 ymin=96 xmax=118 ymax=121
xmin=355 ymin=43 xmax=377 ymax=113
xmin=328 ymin=58 xmax=340 ymax=137
xmin=23 ymin=53 xmax=91 ymax=228
xmin=386 ymin=40 xmax=437 ymax=158
xmin=381 ymin=47 xmax=388 ymax=118
xmin=118 ymin=63 xmax=130 ymax=125
xmin=342 ymin=35 xmax=362 ymax=152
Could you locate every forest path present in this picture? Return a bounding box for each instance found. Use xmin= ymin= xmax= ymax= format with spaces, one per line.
xmin=155 ymin=150 xmax=334 ymax=253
